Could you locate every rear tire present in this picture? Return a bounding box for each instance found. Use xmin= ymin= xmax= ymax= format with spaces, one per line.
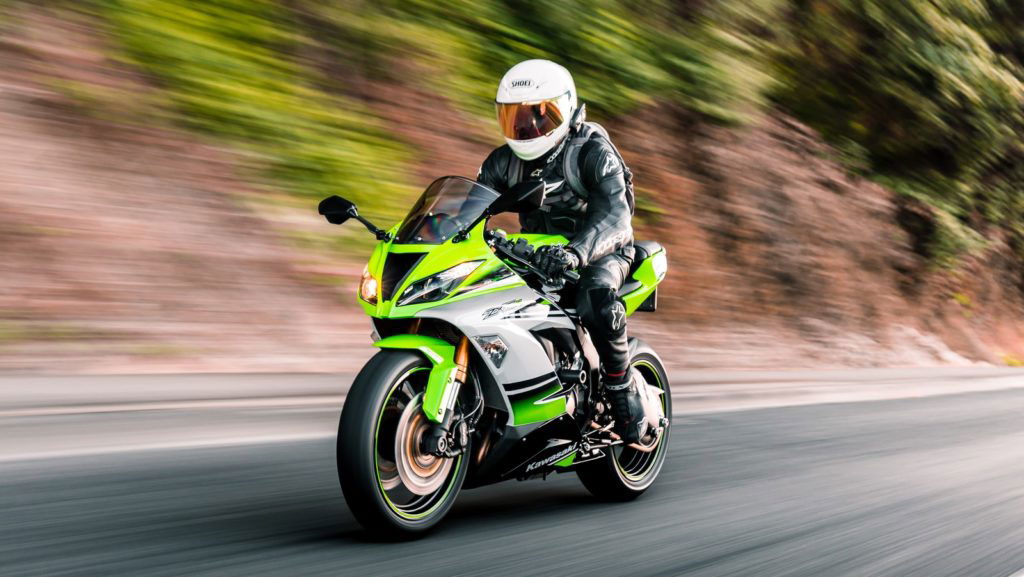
xmin=576 ymin=338 xmax=672 ymax=501
xmin=338 ymin=350 xmax=468 ymax=538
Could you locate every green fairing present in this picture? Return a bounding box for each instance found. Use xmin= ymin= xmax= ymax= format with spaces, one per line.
xmin=358 ymin=222 xmax=532 ymax=318
xmin=510 ymin=384 xmax=567 ymax=426
xmin=507 ymin=233 xmax=570 ymax=247
xmin=374 ymin=334 xmax=457 ymax=423
xmin=360 ymin=212 xmax=664 ymax=427
xmin=554 ymin=453 xmax=576 ymax=467
xmin=621 ymin=248 xmax=666 ymax=315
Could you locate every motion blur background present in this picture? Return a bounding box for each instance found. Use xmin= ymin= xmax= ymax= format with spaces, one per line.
xmin=4 ymin=4 xmax=1024 ymax=576
xmin=1 ymin=0 xmax=1023 ymax=371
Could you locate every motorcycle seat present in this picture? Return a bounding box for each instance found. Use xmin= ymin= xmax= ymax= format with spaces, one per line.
xmin=631 ymin=240 xmax=663 ymax=273
xmin=616 ymin=240 xmax=664 ymax=298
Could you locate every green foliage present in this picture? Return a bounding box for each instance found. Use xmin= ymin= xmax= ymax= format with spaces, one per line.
xmin=100 ymin=0 xmax=411 ymax=209
xmin=774 ymin=0 xmax=1024 ymax=263
xmin=309 ymin=0 xmax=767 ymax=122
xmin=29 ymin=0 xmax=1024 ymax=267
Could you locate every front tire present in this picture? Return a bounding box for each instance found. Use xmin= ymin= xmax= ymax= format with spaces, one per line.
xmin=337 ymin=350 xmax=468 ymax=537
xmin=576 ymin=338 xmax=672 ymax=501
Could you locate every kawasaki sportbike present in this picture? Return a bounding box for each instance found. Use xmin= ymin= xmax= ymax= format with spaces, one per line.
xmin=319 ymin=176 xmax=670 ymax=536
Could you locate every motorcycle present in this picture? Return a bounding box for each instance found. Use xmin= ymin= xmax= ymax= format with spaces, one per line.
xmin=319 ymin=176 xmax=670 ymax=536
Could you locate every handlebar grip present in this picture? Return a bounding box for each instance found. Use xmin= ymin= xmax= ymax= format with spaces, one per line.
xmin=564 ymin=270 xmax=580 ymax=282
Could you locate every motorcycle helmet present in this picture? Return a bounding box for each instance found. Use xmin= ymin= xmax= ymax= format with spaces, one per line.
xmin=495 ymin=59 xmax=577 ymax=161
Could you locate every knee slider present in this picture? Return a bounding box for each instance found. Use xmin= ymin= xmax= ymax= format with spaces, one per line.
xmin=582 ymin=288 xmax=626 ymax=337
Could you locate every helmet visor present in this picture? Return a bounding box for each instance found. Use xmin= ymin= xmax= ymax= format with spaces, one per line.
xmin=496 ymin=97 xmax=566 ymax=141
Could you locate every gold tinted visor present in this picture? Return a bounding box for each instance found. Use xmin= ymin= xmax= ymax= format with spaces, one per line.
xmin=496 ymin=97 xmax=566 ymax=141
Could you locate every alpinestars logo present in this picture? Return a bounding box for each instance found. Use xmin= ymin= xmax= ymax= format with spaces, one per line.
xmin=593 ymin=230 xmax=629 ymax=256
xmin=543 ymin=180 xmax=564 ymax=194
xmin=601 ymin=154 xmax=619 ymax=177
xmin=608 ymin=301 xmax=626 ymax=332
xmin=525 ymin=442 xmax=578 ymax=472
xmin=544 ymin=137 xmax=568 ymax=164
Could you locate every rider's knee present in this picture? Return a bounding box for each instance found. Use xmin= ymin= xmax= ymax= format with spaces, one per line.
xmin=579 ymin=287 xmax=627 ymax=338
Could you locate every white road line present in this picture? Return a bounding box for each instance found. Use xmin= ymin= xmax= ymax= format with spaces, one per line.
xmin=0 ymin=395 xmax=345 ymax=417
xmin=0 ymin=432 xmax=335 ymax=463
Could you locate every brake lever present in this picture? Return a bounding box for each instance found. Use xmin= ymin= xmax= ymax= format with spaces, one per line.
xmin=488 ymin=233 xmax=580 ymax=285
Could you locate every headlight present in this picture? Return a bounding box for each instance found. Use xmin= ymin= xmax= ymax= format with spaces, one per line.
xmin=359 ymin=266 xmax=378 ymax=304
xmin=397 ymin=261 xmax=483 ymax=306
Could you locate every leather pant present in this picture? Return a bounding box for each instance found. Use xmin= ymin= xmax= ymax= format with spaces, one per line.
xmin=575 ymin=247 xmax=633 ymax=378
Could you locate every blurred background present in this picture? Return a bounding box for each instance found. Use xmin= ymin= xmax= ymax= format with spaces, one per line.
xmin=4 ymin=3 xmax=1024 ymax=576
xmin=1 ymin=0 xmax=1023 ymax=373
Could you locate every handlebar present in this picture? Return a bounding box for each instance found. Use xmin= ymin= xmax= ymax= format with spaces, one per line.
xmin=487 ymin=231 xmax=579 ymax=285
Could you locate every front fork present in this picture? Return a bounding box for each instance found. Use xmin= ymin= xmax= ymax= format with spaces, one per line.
xmin=422 ymin=336 xmax=471 ymax=456
xmin=373 ymin=330 xmax=472 ymax=456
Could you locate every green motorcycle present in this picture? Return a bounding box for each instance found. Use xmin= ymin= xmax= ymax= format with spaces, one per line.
xmin=319 ymin=176 xmax=670 ymax=536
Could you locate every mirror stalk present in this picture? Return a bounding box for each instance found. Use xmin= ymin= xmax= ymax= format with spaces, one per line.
xmin=349 ymin=208 xmax=392 ymax=241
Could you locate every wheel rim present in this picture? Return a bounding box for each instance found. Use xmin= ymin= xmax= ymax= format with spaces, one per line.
xmin=373 ymin=367 xmax=462 ymax=520
xmin=612 ymin=360 xmax=669 ymax=483
xmin=393 ymin=393 xmax=454 ymax=495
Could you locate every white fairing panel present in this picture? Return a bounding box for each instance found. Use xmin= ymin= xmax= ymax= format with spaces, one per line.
xmin=414 ymin=285 xmax=573 ymax=385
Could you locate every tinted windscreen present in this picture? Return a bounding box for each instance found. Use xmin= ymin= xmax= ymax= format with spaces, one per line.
xmin=394 ymin=177 xmax=500 ymax=244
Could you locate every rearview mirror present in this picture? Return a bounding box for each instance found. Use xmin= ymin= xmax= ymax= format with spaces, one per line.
xmin=318 ymin=195 xmax=357 ymax=225
xmin=490 ymin=180 xmax=546 ymax=214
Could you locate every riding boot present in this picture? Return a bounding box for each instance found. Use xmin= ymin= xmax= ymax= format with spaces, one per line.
xmin=604 ymin=368 xmax=648 ymax=443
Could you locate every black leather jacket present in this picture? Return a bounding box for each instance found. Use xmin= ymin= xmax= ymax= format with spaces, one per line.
xmin=476 ymin=136 xmax=633 ymax=267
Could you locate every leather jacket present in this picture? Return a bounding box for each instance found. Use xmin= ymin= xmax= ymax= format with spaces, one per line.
xmin=476 ymin=136 xmax=633 ymax=267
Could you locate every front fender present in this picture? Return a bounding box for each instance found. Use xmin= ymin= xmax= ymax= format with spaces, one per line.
xmin=374 ymin=334 xmax=457 ymax=423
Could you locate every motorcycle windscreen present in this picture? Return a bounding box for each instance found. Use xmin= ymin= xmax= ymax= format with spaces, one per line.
xmin=395 ymin=176 xmax=500 ymax=244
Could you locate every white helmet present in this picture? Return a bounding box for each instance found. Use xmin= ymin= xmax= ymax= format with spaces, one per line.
xmin=495 ymin=59 xmax=578 ymax=161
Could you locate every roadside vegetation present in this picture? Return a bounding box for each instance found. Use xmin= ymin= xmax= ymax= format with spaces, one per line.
xmin=13 ymin=0 xmax=1024 ymax=265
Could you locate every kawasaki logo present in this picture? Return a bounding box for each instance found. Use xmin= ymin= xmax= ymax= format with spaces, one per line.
xmin=525 ymin=442 xmax=577 ymax=472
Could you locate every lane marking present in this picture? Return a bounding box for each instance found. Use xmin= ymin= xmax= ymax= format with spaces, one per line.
xmin=0 ymin=432 xmax=335 ymax=463
xmin=0 ymin=395 xmax=345 ymax=417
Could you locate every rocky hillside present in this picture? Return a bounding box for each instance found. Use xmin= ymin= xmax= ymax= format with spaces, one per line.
xmin=0 ymin=3 xmax=1022 ymax=372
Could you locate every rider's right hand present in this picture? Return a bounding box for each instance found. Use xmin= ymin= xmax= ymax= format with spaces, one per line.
xmin=534 ymin=245 xmax=580 ymax=278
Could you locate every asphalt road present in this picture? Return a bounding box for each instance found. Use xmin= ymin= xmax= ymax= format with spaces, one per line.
xmin=4 ymin=381 xmax=1024 ymax=576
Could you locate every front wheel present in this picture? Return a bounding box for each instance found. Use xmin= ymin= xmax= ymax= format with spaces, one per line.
xmin=576 ymin=338 xmax=672 ymax=501
xmin=337 ymin=350 xmax=468 ymax=537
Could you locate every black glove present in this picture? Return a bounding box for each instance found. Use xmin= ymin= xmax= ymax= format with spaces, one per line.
xmin=534 ymin=245 xmax=580 ymax=278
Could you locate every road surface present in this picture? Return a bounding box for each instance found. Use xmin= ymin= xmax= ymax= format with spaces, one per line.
xmin=2 ymin=369 xmax=1024 ymax=576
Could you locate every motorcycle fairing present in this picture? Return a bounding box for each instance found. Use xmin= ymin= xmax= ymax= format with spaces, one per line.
xmin=373 ymin=334 xmax=459 ymax=423
xmin=362 ymin=218 xmax=666 ymax=429
xmin=412 ymin=284 xmax=577 ymax=426
xmin=359 ymin=224 xmax=525 ymax=319
xmin=621 ymin=246 xmax=667 ymax=314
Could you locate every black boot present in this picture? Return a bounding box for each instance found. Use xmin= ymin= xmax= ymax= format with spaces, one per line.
xmin=604 ymin=368 xmax=648 ymax=443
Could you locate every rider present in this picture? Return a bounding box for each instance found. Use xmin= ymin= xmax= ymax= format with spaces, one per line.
xmin=476 ymin=59 xmax=648 ymax=443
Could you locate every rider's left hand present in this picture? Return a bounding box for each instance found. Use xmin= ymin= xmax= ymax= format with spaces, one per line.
xmin=534 ymin=245 xmax=580 ymax=278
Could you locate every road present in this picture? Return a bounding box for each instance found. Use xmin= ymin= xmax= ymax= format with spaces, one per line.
xmin=2 ymin=370 xmax=1024 ymax=576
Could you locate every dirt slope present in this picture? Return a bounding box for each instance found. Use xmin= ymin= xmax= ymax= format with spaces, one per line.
xmin=0 ymin=10 xmax=368 ymax=372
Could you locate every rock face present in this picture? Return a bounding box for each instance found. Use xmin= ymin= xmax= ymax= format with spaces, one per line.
xmin=0 ymin=8 xmax=1021 ymax=372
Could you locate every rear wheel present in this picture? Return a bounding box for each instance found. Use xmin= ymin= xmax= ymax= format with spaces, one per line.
xmin=576 ymin=338 xmax=671 ymax=501
xmin=337 ymin=350 xmax=468 ymax=537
